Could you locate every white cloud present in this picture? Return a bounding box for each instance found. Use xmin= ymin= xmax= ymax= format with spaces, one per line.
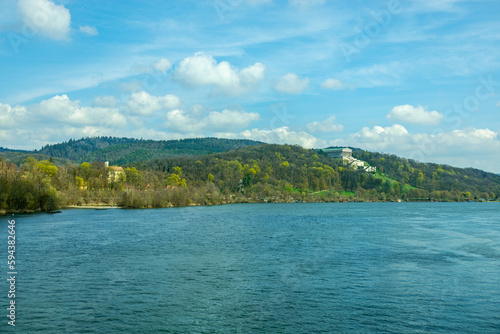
xmin=273 ymin=73 xmax=309 ymax=94
xmin=164 ymin=109 xmax=198 ymax=133
xmin=69 ymin=107 xmax=126 ymax=127
xmin=165 ymin=108 xmax=260 ymax=134
xmin=387 ymin=104 xmax=444 ymax=125
xmin=18 ymin=0 xmax=71 ymax=41
xmin=238 ymin=126 xmax=318 ymax=148
xmin=37 ymin=94 xmax=79 ymax=119
xmin=154 ymin=58 xmax=171 ymax=73
xmin=306 ymin=115 xmax=344 ymax=133
xmin=331 ymin=124 xmax=500 ymax=172
xmin=205 ymin=109 xmax=260 ymax=132
xmin=0 ymin=103 xmax=28 ymax=128
xmin=126 ymin=91 xmax=180 ymax=116
xmin=79 ymin=25 xmax=98 ymax=36
xmin=34 ymin=95 xmax=126 ymax=127
xmin=173 ymin=52 xmax=265 ymax=95
xmin=496 ymin=101 xmax=500 ymax=107
xmin=320 ymin=78 xmax=346 ymax=90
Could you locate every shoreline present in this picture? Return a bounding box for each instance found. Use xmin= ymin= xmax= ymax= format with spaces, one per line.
xmin=65 ymin=205 xmax=121 ymax=209
xmin=2 ymin=200 xmax=498 ymax=215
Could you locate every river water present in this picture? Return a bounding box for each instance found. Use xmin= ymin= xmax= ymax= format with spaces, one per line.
xmin=1 ymin=203 xmax=499 ymax=333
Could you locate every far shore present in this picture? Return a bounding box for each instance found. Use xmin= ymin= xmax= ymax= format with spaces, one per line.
xmin=2 ymin=200 xmax=498 ymax=215
xmin=65 ymin=205 xmax=121 ymax=209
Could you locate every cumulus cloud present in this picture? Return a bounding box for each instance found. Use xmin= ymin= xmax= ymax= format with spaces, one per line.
xmin=173 ymin=52 xmax=265 ymax=95
xmin=154 ymin=58 xmax=171 ymax=73
xmin=18 ymin=0 xmax=71 ymax=41
xmin=273 ymin=73 xmax=309 ymax=94
xmin=306 ymin=115 xmax=344 ymax=133
xmin=238 ymin=126 xmax=318 ymax=148
xmin=79 ymin=25 xmax=98 ymax=36
xmin=69 ymin=107 xmax=126 ymax=127
xmin=126 ymin=91 xmax=180 ymax=116
xmin=335 ymin=124 xmax=409 ymax=151
xmin=331 ymin=124 xmax=500 ymax=171
xmin=320 ymin=78 xmax=346 ymax=90
xmin=387 ymin=104 xmax=444 ymax=125
xmin=0 ymin=103 xmax=28 ymax=128
xmin=34 ymin=95 xmax=126 ymax=127
xmin=165 ymin=108 xmax=260 ymax=134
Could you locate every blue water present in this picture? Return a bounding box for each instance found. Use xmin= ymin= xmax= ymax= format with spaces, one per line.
xmin=1 ymin=203 xmax=500 ymax=333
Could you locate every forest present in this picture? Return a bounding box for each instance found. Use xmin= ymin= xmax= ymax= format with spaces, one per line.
xmin=1 ymin=138 xmax=499 ymax=213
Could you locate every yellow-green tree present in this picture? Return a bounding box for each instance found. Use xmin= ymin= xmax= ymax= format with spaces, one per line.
xmin=36 ymin=160 xmax=58 ymax=177
xmin=125 ymin=167 xmax=143 ymax=187
xmin=166 ymin=166 xmax=187 ymax=187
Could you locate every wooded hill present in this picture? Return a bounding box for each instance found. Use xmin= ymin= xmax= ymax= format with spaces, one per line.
xmin=0 ymin=137 xmax=499 ymax=212
xmin=0 ymin=137 xmax=263 ymax=165
xmin=138 ymin=144 xmax=500 ymax=202
xmin=36 ymin=137 xmax=264 ymax=164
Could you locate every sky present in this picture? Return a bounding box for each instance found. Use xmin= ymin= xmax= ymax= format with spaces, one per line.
xmin=1 ymin=0 xmax=500 ymax=172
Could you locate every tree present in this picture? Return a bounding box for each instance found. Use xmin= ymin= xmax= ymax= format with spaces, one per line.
xmin=36 ymin=160 xmax=58 ymax=177
xmin=125 ymin=167 xmax=143 ymax=187
xmin=80 ymin=162 xmax=93 ymax=181
xmin=166 ymin=166 xmax=187 ymax=187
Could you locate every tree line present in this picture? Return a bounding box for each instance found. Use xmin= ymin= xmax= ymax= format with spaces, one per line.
xmin=1 ymin=144 xmax=499 ymax=213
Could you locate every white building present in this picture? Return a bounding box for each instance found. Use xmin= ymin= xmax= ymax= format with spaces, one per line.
xmin=322 ymin=148 xmax=376 ymax=173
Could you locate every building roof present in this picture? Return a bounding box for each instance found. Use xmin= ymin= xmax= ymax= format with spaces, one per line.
xmin=109 ymin=166 xmax=124 ymax=172
xmin=322 ymin=147 xmax=352 ymax=152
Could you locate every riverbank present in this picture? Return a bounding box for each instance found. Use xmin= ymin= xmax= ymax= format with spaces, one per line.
xmin=65 ymin=205 xmax=121 ymax=209
xmin=2 ymin=198 xmax=498 ymax=215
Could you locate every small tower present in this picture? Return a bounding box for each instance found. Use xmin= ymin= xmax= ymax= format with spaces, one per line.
xmin=104 ymin=160 xmax=109 ymax=168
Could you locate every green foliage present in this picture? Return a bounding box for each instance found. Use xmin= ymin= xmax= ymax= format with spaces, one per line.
xmin=165 ymin=167 xmax=187 ymax=188
xmin=36 ymin=160 xmax=58 ymax=177
xmin=124 ymin=167 xmax=143 ymax=186
xmin=35 ymin=136 xmax=262 ymax=165
xmin=1 ymin=141 xmax=499 ymax=212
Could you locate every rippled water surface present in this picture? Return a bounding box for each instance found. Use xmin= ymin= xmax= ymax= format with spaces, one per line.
xmin=1 ymin=203 xmax=500 ymax=333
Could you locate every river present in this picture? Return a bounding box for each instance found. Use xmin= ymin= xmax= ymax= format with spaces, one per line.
xmin=1 ymin=203 xmax=499 ymax=333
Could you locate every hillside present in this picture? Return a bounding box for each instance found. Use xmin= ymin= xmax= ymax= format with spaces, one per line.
xmin=20 ymin=137 xmax=262 ymax=165
xmin=36 ymin=137 xmax=138 ymax=161
xmin=139 ymin=144 xmax=500 ymax=202
xmin=0 ymin=151 xmax=71 ymax=166
xmin=1 ymin=140 xmax=499 ymax=213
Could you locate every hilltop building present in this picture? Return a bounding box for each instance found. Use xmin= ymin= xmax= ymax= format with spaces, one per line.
xmin=323 ymin=148 xmax=352 ymax=159
xmin=321 ymin=148 xmax=376 ymax=173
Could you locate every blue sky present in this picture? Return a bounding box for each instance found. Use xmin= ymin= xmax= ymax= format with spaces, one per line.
xmin=1 ymin=0 xmax=500 ymax=172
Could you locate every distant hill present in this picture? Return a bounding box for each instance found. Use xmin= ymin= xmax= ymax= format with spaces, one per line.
xmin=34 ymin=137 xmax=138 ymax=162
xmin=139 ymin=143 xmax=500 ymax=201
xmin=0 ymin=147 xmax=28 ymax=153
xmin=31 ymin=137 xmax=263 ymax=165
xmin=1 ymin=146 xmax=71 ymax=166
